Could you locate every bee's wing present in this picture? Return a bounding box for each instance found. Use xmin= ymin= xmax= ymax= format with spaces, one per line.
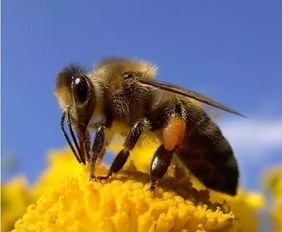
xmin=138 ymin=79 xmax=245 ymax=117
xmin=203 ymin=104 xmax=225 ymax=121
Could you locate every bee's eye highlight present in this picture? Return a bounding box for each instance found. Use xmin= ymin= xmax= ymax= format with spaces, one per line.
xmin=72 ymin=76 xmax=88 ymax=104
xmin=122 ymin=72 xmax=135 ymax=79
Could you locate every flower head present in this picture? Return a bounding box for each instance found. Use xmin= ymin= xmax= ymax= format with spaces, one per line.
xmin=1 ymin=177 xmax=36 ymax=232
xmin=14 ymin=149 xmax=236 ymax=232
xmin=263 ymin=165 xmax=282 ymax=232
xmin=2 ymin=141 xmax=264 ymax=232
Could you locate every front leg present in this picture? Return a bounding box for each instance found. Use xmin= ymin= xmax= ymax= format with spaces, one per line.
xmin=96 ymin=118 xmax=151 ymax=181
xmin=89 ymin=124 xmax=106 ymax=180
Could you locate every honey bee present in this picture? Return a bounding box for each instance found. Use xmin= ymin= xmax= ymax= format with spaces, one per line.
xmin=55 ymin=58 xmax=244 ymax=195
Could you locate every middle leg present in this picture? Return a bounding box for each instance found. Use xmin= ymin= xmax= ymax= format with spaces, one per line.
xmin=95 ymin=118 xmax=151 ymax=180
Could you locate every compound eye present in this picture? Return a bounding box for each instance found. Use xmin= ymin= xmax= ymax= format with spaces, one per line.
xmin=72 ymin=76 xmax=89 ymax=105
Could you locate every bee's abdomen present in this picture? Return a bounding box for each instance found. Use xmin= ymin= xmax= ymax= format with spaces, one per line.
xmin=176 ymin=118 xmax=239 ymax=195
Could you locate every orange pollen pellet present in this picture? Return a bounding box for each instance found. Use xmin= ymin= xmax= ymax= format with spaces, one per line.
xmin=163 ymin=116 xmax=186 ymax=151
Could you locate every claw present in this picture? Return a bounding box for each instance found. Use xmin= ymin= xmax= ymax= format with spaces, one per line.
xmin=89 ymin=175 xmax=97 ymax=182
xmin=146 ymin=184 xmax=156 ymax=196
xmin=89 ymin=175 xmax=104 ymax=182
xmin=91 ymin=175 xmax=110 ymax=182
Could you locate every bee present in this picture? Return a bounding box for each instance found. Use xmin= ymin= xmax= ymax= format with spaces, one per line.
xmin=55 ymin=58 xmax=244 ymax=195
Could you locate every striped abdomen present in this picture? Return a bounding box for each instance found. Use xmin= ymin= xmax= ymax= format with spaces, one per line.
xmin=176 ymin=114 xmax=239 ymax=195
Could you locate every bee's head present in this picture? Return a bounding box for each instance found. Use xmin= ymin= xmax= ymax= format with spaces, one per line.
xmin=55 ymin=65 xmax=96 ymax=163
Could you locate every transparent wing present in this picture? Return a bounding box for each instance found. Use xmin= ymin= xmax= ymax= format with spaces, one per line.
xmin=138 ymin=79 xmax=245 ymax=117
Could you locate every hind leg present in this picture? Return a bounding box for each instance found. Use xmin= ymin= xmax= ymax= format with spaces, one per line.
xmin=149 ymin=144 xmax=174 ymax=191
xmin=149 ymin=100 xmax=187 ymax=190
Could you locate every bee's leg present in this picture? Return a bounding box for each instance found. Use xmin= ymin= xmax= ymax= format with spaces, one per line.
xmin=148 ymin=145 xmax=174 ymax=191
xmin=96 ymin=118 xmax=150 ymax=181
xmin=85 ymin=130 xmax=91 ymax=161
xmin=89 ymin=124 xmax=106 ymax=181
xmin=149 ymin=100 xmax=187 ymax=191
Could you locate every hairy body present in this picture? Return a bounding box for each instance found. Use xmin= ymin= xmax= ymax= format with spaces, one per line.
xmin=55 ymin=58 xmax=240 ymax=195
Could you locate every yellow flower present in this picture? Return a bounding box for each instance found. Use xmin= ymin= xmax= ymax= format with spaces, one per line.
xmin=263 ymin=165 xmax=282 ymax=232
xmin=14 ymin=150 xmax=235 ymax=232
xmin=4 ymin=140 xmax=264 ymax=232
xmin=209 ymin=189 xmax=264 ymax=232
xmin=114 ymin=140 xmax=265 ymax=232
xmin=1 ymin=177 xmax=36 ymax=232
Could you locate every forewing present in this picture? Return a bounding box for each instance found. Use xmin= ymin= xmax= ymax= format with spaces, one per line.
xmin=138 ymin=79 xmax=245 ymax=117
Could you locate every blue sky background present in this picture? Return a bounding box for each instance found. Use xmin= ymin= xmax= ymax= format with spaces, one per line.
xmin=2 ymin=0 xmax=282 ymax=192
